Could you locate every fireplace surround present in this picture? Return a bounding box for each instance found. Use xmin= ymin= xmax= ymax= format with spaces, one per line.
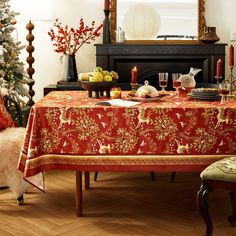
xmin=95 ymin=43 xmax=226 ymax=89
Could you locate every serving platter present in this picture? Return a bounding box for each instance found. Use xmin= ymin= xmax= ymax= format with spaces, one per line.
xmin=127 ymin=93 xmax=169 ymax=102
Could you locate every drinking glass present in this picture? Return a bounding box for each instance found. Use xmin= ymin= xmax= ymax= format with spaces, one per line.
xmin=158 ymin=73 xmax=168 ymax=93
xmin=218 ymin=83 xmax=230 ymax=104
xmin=172 ymin=73 xmax=182 ymax=98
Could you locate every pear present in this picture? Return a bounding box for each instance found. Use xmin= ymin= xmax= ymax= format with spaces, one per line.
xmin=110 ymin=71 xmax=119 ymax=80
xmin=79 ymin=72 xmax=92 ymax=81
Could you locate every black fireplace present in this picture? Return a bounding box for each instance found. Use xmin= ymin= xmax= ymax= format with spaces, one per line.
xmin=95 ymin=43 xmax=226 ymax=89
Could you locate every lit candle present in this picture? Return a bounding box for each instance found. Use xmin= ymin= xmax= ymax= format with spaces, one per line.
xmin=104 ymin=0 xmax=110 ymax=10
xmin=111 ymin=87 xmax=121 ymax=99
xmin=229 ymin=45 xmax=234 ymax=67
xmin=131 ymin=66 xmax=137 ymax=84
xmin=216 ymin=58 xmax=222 ymax=78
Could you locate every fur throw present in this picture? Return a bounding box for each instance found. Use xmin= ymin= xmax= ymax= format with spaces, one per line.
xmin=0 ymin=127 xmax=29 ymax=198
xmin=0 ymin=87 xmax=9 ymax=97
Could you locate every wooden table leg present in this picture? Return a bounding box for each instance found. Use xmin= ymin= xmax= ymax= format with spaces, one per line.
xmin=84 ymin=171 xmax=90 ymax=190
xmin=76 ymin=171 xmax=82 ymax=217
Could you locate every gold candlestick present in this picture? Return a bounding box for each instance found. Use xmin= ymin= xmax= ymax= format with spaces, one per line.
xmin=215 ymin=76 xmax=222 ymax=85
xmin=130 ymin=83 xmax=138 ymax=95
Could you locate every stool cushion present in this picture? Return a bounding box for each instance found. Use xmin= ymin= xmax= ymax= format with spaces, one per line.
xmin=200 ymin=156 xmax=236 ymax=182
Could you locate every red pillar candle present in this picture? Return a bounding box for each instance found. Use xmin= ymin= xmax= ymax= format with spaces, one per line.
xmin=131 ymin=66 xmax=137 ymax=84
xmin=229 ymin=45 xmax=234 ymax=67
xmin=104 ymin=0 xmax=110 ymax=10
xmin=216 ymin=58 xmax=222 ymax=78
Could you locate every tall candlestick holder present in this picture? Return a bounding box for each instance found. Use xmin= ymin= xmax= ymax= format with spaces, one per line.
xmin=215 ymin=76 xmax=222 ymax=85
xmin=103 ymin=9 xmax=111 ymax=44
xmin=222 ymin=66 xmax=236 ymax=97
xmin=130 ymin=83 xmax=138 ymax=95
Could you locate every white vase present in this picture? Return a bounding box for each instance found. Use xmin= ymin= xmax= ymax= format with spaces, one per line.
xmin=59 ymin=55 xmax=68 ymax=82
xmin=59 ymin=54 xmax=78 ymax=82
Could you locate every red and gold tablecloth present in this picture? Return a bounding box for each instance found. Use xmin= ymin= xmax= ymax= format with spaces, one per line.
xmin=18 ymin=91 xmax=236 ymax=189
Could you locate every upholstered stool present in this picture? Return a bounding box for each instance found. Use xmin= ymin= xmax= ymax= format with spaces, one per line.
xmin=197 ymin=156 xmax=236 ymax=236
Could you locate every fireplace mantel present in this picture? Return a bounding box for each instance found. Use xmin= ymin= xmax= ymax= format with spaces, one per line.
xmin=95 ymin=43 xmax=226 ymax=88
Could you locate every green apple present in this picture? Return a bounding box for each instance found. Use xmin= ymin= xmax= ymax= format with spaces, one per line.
xmin=94 ymin=66 xmax=103 ymax=73
xmin=103 ymin=74 xmax=112 ymax=82
xmin=103 ymin=70 xmax=110 ymax=77
xmin=90 ymin=72 xmax=103 ymax=82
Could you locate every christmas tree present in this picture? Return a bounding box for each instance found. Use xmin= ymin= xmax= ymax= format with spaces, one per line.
xmin=0 ymin=0 xmax=31 ymax=104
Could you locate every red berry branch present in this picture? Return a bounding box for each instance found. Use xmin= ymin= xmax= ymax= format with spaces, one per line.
xmin=48 ymin=18 xmax=103 ymax=55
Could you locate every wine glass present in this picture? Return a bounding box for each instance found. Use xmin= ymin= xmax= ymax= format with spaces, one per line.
xmin=158 ymin=73 xmax=168 ymax=93
xmin=172 ymin=73 xmax=182 ymax=98
xmin=218 ymin=83 xmax=230 ymax=104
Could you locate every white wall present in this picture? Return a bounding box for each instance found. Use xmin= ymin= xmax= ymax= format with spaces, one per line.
xmin=206 ymin=0 xmax=236 ymax=77
xmin=12 ymin=0 xmax=236 ymax=102
xmin=12 ymin=0 xmax=104 ymax=102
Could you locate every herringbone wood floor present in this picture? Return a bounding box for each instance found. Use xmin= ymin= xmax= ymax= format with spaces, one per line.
xmin=0 ymin=171 xmax=235 ymax=236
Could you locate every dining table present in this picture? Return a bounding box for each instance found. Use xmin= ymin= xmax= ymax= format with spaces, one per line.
xmin=18 ymin=90 xmax=236 ymax=216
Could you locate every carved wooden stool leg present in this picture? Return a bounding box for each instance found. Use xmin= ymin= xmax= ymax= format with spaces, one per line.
xmin=228 ymin=191 xmax=236 ymax=226
xmin=94 ymin=171 xmax=98 ymax=181
xmin=197 ymin=181 xmax=213 ymax=236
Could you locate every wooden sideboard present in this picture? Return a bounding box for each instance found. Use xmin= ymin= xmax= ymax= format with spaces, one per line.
xmin=44 ymin=84 xmax=83 ymax=96
xmin=95 ymin=43 xmax=226 ymax=89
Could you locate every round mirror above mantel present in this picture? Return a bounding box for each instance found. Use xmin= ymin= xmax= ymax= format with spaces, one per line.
xmin=110 ymin=0 xmax=206 ymax=44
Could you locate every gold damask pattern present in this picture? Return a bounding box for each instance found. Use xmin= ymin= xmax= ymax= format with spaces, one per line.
xmin=153 ymin=114 xmax=177 ymax=141
xmin=114 ymin=128 xmax=138 ymax=153
xmin=26 ymin=154 xmax=225 ymax=171
xmin=217 ymin=157 xmax=236 ymax=175
xmin=193 ymin=128 xmax=217 ymax=153
xmin=18 ymin=91 xmax=236 ymax=179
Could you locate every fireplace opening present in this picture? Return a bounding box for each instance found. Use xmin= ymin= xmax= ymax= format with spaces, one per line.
xmin=115 ymin=58 xmax=208 ymax=90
